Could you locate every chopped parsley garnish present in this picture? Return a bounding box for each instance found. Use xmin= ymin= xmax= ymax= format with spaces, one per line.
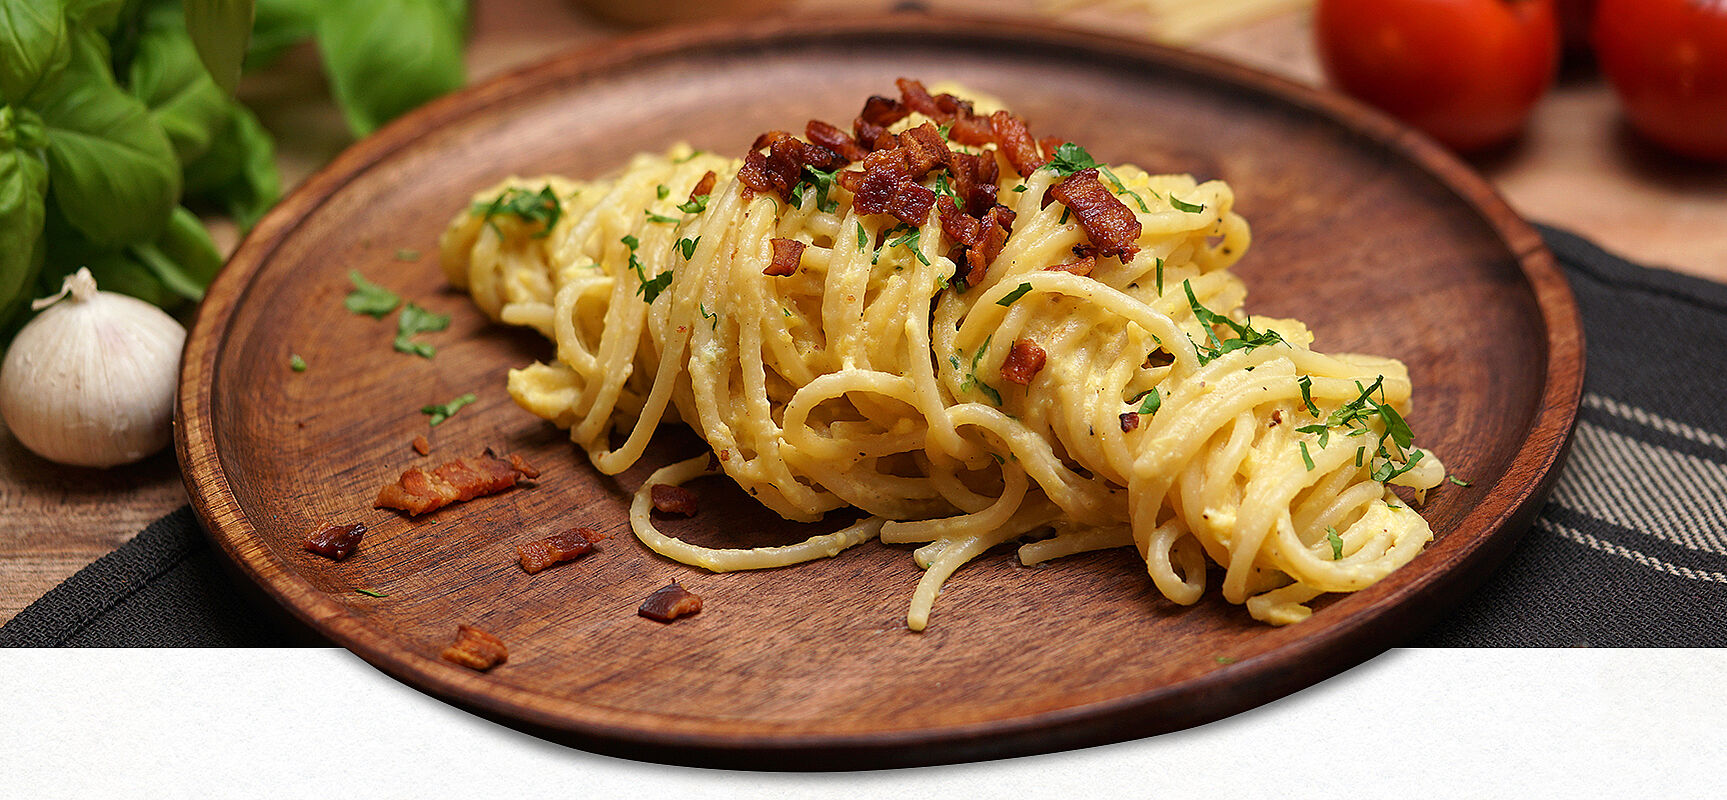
xmin=676 ymin=236 xmax=700 ymax=260
xmin=289 ymin=354 xmax=307 ymax=372
xmin=655 ymin=184 xmax=670 ymax=200
xmin=1012 ymin=184 xmax=1027 ymax=193
xmin=345 ymin=270 xmax=400 ymax=318
xmin=645 ymin=210 xmax=680 ymax=224
xmin=1299 ymin=375 xmax=1427 ymax=484
xmin=1297 ymin=375 xmax=1320 ymax=417
xmin=473 ymin=185 xmax=561 ymax=237
xmin=856 ymin=221 xmax=869 ymax=251
xmin=1155 ymin=257 xmax=1165 ymax=295
xmin=677 ymin=194 xmax=710 ymax=214
xmin=421 ymin=392 xmax=476 ymax=426
xmin=673 ymin=150 xmax=702 ymax=163
xmin=996 ymin=282 xmax=1033 ymax=307
xmin=1299 ymin=441 xmax=1315 ymax=471
xmin=622 ymin=235 xmax=673 ymax=303
xmin=1132 ymin=387 xmax=1161 ymax=415
xmin=1215 ymin=656 xmax=1236 ymax=665
xmin=1448 ymin=475 xmax=1472 ymax=487
xmin=1182 ymin=280 xmax=1286 ymax=365
xmin=355 ymin=588 xmax=388 ymax=598
xmin=700 ymin=303 xmax=718 ymax=329
xmin=1058 ymin=207 xmax=1071 ymax=225
xmin=1326 ymin=526 xmax=1343 ymax=560
xmin=883 ymin=225 xmax=931 ymax=266
xmin=932 ymin=171 xmax=964 ymax=207
xmin=958 ymin=335 xmax=1002 ymax=405
xmin=393 ymin=303 xmax=449 ymax=358
xmin=394 ymin=248 xmax=420 ymax=261
xmin=1168 ymin=193 xmax=1206 ymax=214
xmin=789 ymin=165 xmax=841 ymax=213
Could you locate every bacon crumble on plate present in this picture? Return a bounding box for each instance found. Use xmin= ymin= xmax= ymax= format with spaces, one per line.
xmin=650 ymin=483 xmax=699 ymax=516
xmin=764 ymin=238 xmax=806 ymax=276
xmin=303 ymin=522 xmax=366 ymax=561
xmin=638 ymin=582 xmax=703 ymax=622
xmin=374 ymin=449 xmax=539 ymax=516
xmin=440 ymin=624 xmax=508 ymax=671
xmin=1046 ymin=168 xmax=1142 ymax=261
xmin=517 ymin=527 xmax=607 ymax=574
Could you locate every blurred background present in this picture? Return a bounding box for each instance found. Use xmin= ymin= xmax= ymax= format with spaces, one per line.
xmin=3 ymin=0 xmax=1723 ymax=622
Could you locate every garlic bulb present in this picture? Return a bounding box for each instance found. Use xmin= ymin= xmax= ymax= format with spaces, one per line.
xmin=0 ymin=268 xmax=187 ymax=468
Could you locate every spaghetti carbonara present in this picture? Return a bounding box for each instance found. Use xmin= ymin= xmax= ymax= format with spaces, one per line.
xmin=439 ymin=81 xmax=1444 ymax=629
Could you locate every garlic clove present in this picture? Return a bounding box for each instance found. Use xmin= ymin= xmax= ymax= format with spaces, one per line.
xmin=0 ymin=268 xmax=187 ymax=468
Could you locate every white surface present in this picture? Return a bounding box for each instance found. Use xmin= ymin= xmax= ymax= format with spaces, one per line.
xmin=3 ymin=648 xmax=1723 ymax=797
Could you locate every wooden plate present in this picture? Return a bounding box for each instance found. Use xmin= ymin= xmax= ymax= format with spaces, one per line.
xmin=177 ymin=16 xmax=1583 ymax=768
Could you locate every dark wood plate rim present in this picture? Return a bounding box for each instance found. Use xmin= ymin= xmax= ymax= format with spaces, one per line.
xmin=176 ymin=14 xmax=1585 ymax=768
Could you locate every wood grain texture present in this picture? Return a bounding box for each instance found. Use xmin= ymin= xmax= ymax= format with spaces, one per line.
xmin=176 ymin=17 xmax=1582 ymax=767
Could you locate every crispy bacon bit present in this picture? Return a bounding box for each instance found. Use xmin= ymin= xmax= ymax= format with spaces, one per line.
xmin=440 ymin=625 xmax=507 ymax=671
xmin=947 ymin=112 xmax=995 ymax=147
xmin=1039 ymin=136 xmax=1069 ymax=162
xmin=896 ymin=78 xmax=942 ymax=118
xmin=750 ymin=129 xmax=793 ymax=152
xmin=690 ymin=170 xmax=716 ymax=201
xmin=936 ymin=195 xmax=981 ymax=245
xmin=639 ymin=582 xmax=704 ymax=623
xmin=304 ymin=522 xmax=365 ymax=561
xmin=943 ymin=150 xmax=1000 ymax=216
xmin=1045 ymin=255 xmax=1096 ymax=277
xmin=374 ymin=451 xmax=539 ymax=516
xmin=989 ymin=110 xmax=1048 ymax=176
xmin=884 ymin=182 xmax=936 ymax=226
xmin=650 ymin=483 xmax=699 ymax=516
xmin=738 ymin=149 xmax=773 ymax=197
xmin=806 ymin=119 xmax=868 ymax=161
xmin=765 ymin=238 xmax=805 ymax=277
xmin=899 ymin=123 xmax=949 ymax=178
xmin=1269 ymin=409 xmax=1285 ymax=428
xmin=1001 ymin=338 xmax=1047 ymax=386
xmin=517 ymin=527 xmax=601 ymax=574
xmin=412 ymin=434 xmax=431 ymax=456
xmin=858 ymin=94 xmax=910 ymax=128
xmin=1048 ymin=168 xmax=1142 ymax=260
xmin=1119 ymin=411 xmax=1141 ymax=432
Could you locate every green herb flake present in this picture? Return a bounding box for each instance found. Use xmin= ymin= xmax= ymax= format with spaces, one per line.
xmin=1155 ymin=257 xmax=1165 ymax=295
xmin=421 ymin=392 xmax=476 ymax=426
xmin=1183 ymin=280 xmax=1286 ymax=365
xmin=1296 ymin=423 xmax=1330 ymax=448
xmin=885 ymin=226 xmax=931 ymax=266
xmin=1058 ymin=207 xmax=1071 ymax=225
xmin=289 ymin=354 xmax=307 ymax=372
xmin=677 ymin=237 xmax=701 ymax=260
xmin=1298 ymin=375 xmax=1320 ymax=417
xmin=989 ymin=451 xmax=1005 ymax=464
xmin=393 ymin=303 xmax=451 ymax=358
xmin=1299 ymin=441 xmax=1315 ymax=471
xmin=674 ymin=150 xmax=703 ymax=163
xmin=677 ymin=194 xmax=710 ymax=214
xmin=1168 ymin=193 xmax=1206 ymax=214
xmin=701 ymin=303 xmax=718 ymax=329
xmin=1215 ymin=656 xmax=1236 ymax=665
xmin=394 ymin=248 xmax=420 ymax=262
xmin=355 ymin=588 xmax=388 ymax=598
xmin=856 ymin=221 xmax=869 ymax=251
xmin=622 ymin=235 xmax=673 ymax=303
xmin=996 ymin=283 xmax=1033 ymax=307
xmin=345 ymin=270 xmax=401 ymax=318
xmin=645 ymin=211 xmax=680 ymax=224
xmin=655 ymin=184 xmax=670 ymax=200
xmin=1012 ymin=184 xmax=1027 ymax=193
xmin=1449 ymin=475 xmax=1472 ymax=487
xmin=474 ymin=185 xmax=562 ymax=237
xmin=1131 ymin=388 xmax=1161 ymax=416
xmin=1046 ymin=142 xmax=1098 ymax=176
xmin=1326 ymin=526 xmax=1343 ymax=560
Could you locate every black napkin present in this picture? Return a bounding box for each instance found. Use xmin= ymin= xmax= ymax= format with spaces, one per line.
xmin=5 ymin=226 xmax=1725 ymax=647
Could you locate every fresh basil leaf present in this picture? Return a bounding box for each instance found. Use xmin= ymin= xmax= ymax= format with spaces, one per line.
xmin=133 ymin=206 xmax=222 ymax=300
xmin=0 ymin=106 xmax=48 ymax=319
xmin=182 ymin=0 xmax=253 ymax=95
xmin=314 ymin=0 xmax=464 ymax=137
xmin=245 ymin=0 xmax=317 ymax=69
xmin=129 ymin=11 xmax=230 ymax=165
xmin=36 ymin=29 xmax=180 ymax=247
xmin=0 ymin=0 xmax=71 ymax=106
xmin=182 ymin=101 xmax=280 ymax=229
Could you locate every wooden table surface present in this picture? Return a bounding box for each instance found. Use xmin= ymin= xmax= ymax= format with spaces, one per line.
xmin=3 ymin=0 xmax=1722 ymax=625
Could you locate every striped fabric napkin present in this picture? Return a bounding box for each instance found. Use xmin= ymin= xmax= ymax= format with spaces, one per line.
xmin=2 ymin=226 xmax=1722 ymax=646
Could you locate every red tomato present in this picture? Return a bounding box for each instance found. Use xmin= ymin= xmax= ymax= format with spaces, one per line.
xmin=1316 ymin=0 xmax=1561 ymax=152
xmin=1593 ymin=0 xmax=1727 ymax=161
